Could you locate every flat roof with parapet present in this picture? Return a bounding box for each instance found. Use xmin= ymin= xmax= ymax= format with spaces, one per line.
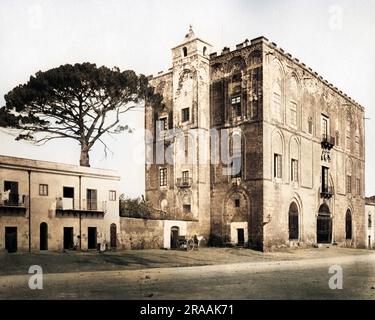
xmin=0 ymin=154 xmax=120 ymax=180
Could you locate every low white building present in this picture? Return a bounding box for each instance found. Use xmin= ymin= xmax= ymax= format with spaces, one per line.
xmin=0 ymin=155 xmax=120 ymax=252
xmin=365 ymin=197 xmax=375 ymax=249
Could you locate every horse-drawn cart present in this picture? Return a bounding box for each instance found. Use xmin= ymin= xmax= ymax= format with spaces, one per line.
xmin=176 ymin=235 xmax=199 ymax=251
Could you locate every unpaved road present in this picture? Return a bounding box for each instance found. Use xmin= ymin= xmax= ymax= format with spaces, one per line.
xmin=1 ymin=253 xmax=375 ymax=299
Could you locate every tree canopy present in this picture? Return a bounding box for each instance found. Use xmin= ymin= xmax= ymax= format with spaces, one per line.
xmin=0 ymin=62 xmax=162 ymax=166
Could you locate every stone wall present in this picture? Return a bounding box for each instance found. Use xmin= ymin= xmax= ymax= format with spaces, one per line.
xmin=119 ymin=217 xmax=164 ymax=250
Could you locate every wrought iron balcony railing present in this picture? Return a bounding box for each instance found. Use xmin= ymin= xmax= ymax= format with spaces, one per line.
xmin=176 ymin=177 xmax=192 ymax=188
xmin=56 ymin=197 xmax=107 ymax=214
xmin=320 ymin=187 xmax=335 ymax=199
xmin=321 ymin=134 xmax=335 ymax=149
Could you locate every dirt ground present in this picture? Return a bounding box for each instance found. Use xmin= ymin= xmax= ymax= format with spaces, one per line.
xmin=0 ymin=246 xmax=373 ymax=276
xmin=0 ymin=248 xmax=374 ymax=300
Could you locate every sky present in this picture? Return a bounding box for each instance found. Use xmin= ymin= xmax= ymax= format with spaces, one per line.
xmin=0 ymin=0 xmax=374 ymax=197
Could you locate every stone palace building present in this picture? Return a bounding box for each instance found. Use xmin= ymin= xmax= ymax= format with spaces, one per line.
xmin=145 ymin=27 xmax=366 ymax=251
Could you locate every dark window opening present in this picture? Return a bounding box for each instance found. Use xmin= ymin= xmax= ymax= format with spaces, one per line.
xmin=183 ymin=204 xmax=191 ymax=214
xmin=183 ymin=47 xmax=188 ymax=57
xmin=235 ymin=199 xmax=240 ymax=208
xmin=63 ymin=187 xmax=74 ymax=198
xmin=182 ymin=108 xmax=190 ymax=123
xmin=4 ymin=181 xmax=19 ymax=206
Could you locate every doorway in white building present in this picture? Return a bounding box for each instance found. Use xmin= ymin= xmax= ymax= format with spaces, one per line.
xmin=170 ymin=226 xmax=179 ymax=249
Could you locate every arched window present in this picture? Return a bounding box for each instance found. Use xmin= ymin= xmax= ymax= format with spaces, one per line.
xmin=288 ymin=202 xmax=299 ymax=240
xmin=183 ymin=47 xmax=188 ymax=57
xmin=346 ymin=210 xmax=352 ymax=240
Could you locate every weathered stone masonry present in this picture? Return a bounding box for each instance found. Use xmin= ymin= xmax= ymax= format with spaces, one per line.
xmin=145 ymin=28 xmax=365 ymax=251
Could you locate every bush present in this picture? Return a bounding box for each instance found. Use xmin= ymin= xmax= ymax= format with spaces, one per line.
xmin=119 ymin=195 xmax=153 ymax=218
xmin=208 ymin=234 xmax=231 ymax=247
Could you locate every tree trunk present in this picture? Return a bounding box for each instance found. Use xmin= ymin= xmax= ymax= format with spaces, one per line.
xmin=80 ymin=143 xmax=90 ymax=167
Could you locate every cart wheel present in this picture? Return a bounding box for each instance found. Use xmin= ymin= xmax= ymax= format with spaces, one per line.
xmin=186 ymin=239 xmax=194 ymax=252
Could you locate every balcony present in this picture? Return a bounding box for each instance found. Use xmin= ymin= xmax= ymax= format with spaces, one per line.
xmin=321 ymin=134 xmax=335 ymax=150
xmin=56 ymin=197 xmax=106 ymax=217
xmin=0 ymin=193 xmax=27 ymax=215
xmin=176 ymin=178 xmax=192 ymax=188
xmin=320 ymin=187 xmax=334 ymax=199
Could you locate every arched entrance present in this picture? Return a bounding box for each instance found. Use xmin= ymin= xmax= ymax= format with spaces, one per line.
xmin=110 ymin=223 xmax=117 ymax=249
xmin=288 ymin=202 xmax=299 ymax=240
xmin=345 ymin=210 xmax=352 ymax=240
xmin=317 ymin=204 xmax=332 ymax=244
xmin=40 ymin=222 xmax=48 ymax=250
xmin=170 ymin=226 xmax=179 ymax=249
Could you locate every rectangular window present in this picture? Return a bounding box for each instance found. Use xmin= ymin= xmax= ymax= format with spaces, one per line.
xmin=346 ymin=175 xmax=352 ymax=194
xmin=109 ymin=190 xmax=116 ymax=201
xmin=235 ymin=199 xmax=240 ymax=208
xmin=346 ymin=129 xmax=351 ymax=152
xmin=308 ymin=117 xmax=313 ymax=134
xmin=63 ymin=187 xmax=74 ymax=198
xmin=321 ymin=115 xmax=329 ymax=137
xmin=182 ymin=108 xmax=190 ymax=123
xmin=87 ymin=189 xmax=97 ymax=211
xmin=182 ymin=170 xmax=189 ymax=184
xmin=231 ymin=96 xmax=241 ymax=118
xmin=356 ymin=178 xmax=361 ymax=196
xmin=274 ymin=154 xmax=282 ymax=179
xmin=322 ymin=166 xmax=329 ymax=192
xmin=272 ymin=93 xmax=282 ymax=122
xmin=232 ymin=155 xmax=242 ymax=178
xmin=291 ymin=159 xmax=298 ymax=182
xmin=159 ymin=168 xmax=167 ymax=186
xmin=183 ymin=204 xmax=191 ymax=214
xmin=290 ymin=102 xmax=297 ymax=127
xmin=39 ymin=184 xmax=48 ymax=196
xmin=355 ymin=136 xmax=360 ymax=157
xmin=158 ymin=117 xmax=168 ymax=131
